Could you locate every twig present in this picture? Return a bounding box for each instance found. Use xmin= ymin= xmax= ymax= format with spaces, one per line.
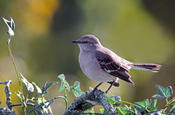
xmin=45 ymin=96 xmax=67 ymax=108
xmin=7 ymin=38 xmax=21 ymax=88
xmin=9 ymin=104 xmax=22 ymax=108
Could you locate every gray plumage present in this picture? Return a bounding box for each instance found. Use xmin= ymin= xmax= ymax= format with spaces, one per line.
xmin=72 ymin=35 xmax=161 ymax=92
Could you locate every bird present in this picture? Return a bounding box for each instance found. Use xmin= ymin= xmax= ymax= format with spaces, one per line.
xmin=72 ymin=35 xmax=161 ymax=93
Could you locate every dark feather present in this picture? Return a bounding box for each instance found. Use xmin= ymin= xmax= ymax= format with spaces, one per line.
xmin=96 ymin=51 xmax=134 ymax=84
xmin=131 ymin=63 xmax=161 ymax=72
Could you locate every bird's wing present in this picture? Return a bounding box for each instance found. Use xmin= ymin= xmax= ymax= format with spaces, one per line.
xmin=95 ymin=50 xmax=134 ymax=84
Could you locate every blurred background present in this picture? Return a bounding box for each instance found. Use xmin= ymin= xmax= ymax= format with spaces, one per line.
xmin=0 ymin=0 xmax=175 ymax=114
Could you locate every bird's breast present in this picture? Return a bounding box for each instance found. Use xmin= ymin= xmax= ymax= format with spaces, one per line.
xmin=78 ymin=51 xmax=115 ymax=82
xmin=79 ymin=52 xmax=95 ymax=75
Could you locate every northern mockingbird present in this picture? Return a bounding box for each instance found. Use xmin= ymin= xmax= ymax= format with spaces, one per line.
xmin=72 ymin=35 xmax=161 ymax=93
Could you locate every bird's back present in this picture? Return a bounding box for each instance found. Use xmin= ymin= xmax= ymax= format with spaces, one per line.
xmin=97 ymin=47 xmax=132 ymax=70
xmin=95 ymin=47 xmax=134 ymax=84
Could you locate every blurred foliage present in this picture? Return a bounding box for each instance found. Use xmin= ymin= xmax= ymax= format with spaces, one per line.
xmin=1 ymin=72 xmax=174 ymax=114
xmin=0 ymin=0 xmax=175 ymax=114
xmin=12 ymin=0 xmax=59 ymax=36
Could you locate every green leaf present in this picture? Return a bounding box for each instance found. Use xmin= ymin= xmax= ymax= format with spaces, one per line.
xmin=32 ymin=82 xmax=42 ymax=94
xmin=116 ymin=105 xmax=138 ymax=115
xmin=135 ymin=99 xmax=149 ymax=113
xmin=135 ymin=99 xmax=149 ymax=108
xmin=57 ymin=74 xmax=70 ymax=92
xmin=19 ymin=73 xmax=34 ymax=93
xmin=84 ymin=108 xmax=95 ymax=114
xmin=116 ymin=106 xmax=125 ymax=115
xmin=104 ymin=93 xmax=116 ymax=105
xmin=152 ymin=85 xmax=173 ymax=100
xmin=148 ymin=99 xmax=158 ymax=111
xmin=41 ymin=81 xmax=58 ymax=95
xmin=135 ymin=99 xmax=158 ymax=113
xmin=130 ymin=106 xmax=138 ymax=115
xmin=170 ymin=105 xmax=175 ymax=113
xmin=72 ymin=81 xmax=84 ymax=97
xmin=99 ymin=108 xmax=104 ymax=114
xmin=119 ymin=106 xmax=128 ymax=114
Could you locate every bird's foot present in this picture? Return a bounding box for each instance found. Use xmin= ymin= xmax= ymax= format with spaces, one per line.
xmin=93 ymin=82 xmax=103 ymax=92
xmin=105 ymin=81 xmax=115 ymax=94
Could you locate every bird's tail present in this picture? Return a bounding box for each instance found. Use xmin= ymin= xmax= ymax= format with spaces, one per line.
xmin=130 ymin=63 xmax=161 ymax=72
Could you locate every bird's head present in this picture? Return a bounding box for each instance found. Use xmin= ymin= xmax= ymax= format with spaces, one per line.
xmin=72 ymin=35 xmax=101 ymax=51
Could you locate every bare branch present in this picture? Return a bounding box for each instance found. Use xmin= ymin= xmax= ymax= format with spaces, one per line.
xmin=0 ymin=80 xmax=17 ymax=115
xmin=64 ymin=89 xmax=120 ymax=115
xmin=0 ymin=80 xmax=13 ymax=110
xmin=0 ymin=108 xmax=16 ymax=115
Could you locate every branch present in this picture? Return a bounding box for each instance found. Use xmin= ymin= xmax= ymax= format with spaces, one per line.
xmin=0 ymin=80 xmax=17 ymax=115
xmin=0 ymin=80 xmax=12 ymax=110
xmin=0 ymin=108 xmax=16 ymax=115
xmin=63 ymin=89 xmax=121 ymax=114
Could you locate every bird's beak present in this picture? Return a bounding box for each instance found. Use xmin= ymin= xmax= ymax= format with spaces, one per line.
xmin=72 ymin=40 xmax=87 ymax=44
xmin=72 ymin=40 xmax=80 ymax=44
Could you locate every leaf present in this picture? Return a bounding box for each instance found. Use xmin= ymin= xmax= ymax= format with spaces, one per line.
xmin=117 ymin=106 xmax=127 ymax=115
xmin=19 ymin=73 xmax=34 ymax=93
xmin=41 ymin=81 xmax=58 ymax=95
xmin=116 ymin=105 xmax=138 ymax=115
xmin=135 ymin=99 xmax=149 ymax=113
xmin=16 ymin=91 xmax=27 ymax=107
xmin=72 ymin=81 xmax=84 ymax=97
xmin=57 ymin=74 xmax=70 ymax=92
xmin=2 ymin=17 xmax=15 ymax=36
xmin=99 ymin=108 xmax=104 ymax=114
xmin=135 ymin=99 xmax=158 ymax=113
xmin=104 ymin=93 xmax=116 ymax=105
xmin=32 ymin=82 xmax=42 ymax=94
xmin=148 ymin=99 xmax=158 ymax=111
xmin=84 ymin=108 xmax=95 ymax=114
xmin=16 ymin=91 xmax=25 ymax=103
xmin=170 ymin=105 xmax=175 ymax=114
xmin=37 ymin=97 xmax=52 ymax=114
xmin=135 ymin=99 xmax=149 ymax=108
xmin=130 ymin=106 xmax=139 ymax=115
xmin=152 ymin=85 xmax=173 ymax=100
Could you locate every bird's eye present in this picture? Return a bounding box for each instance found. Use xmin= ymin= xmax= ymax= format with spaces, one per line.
xmin=84 ymin=40 xmax=89 ymax=43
